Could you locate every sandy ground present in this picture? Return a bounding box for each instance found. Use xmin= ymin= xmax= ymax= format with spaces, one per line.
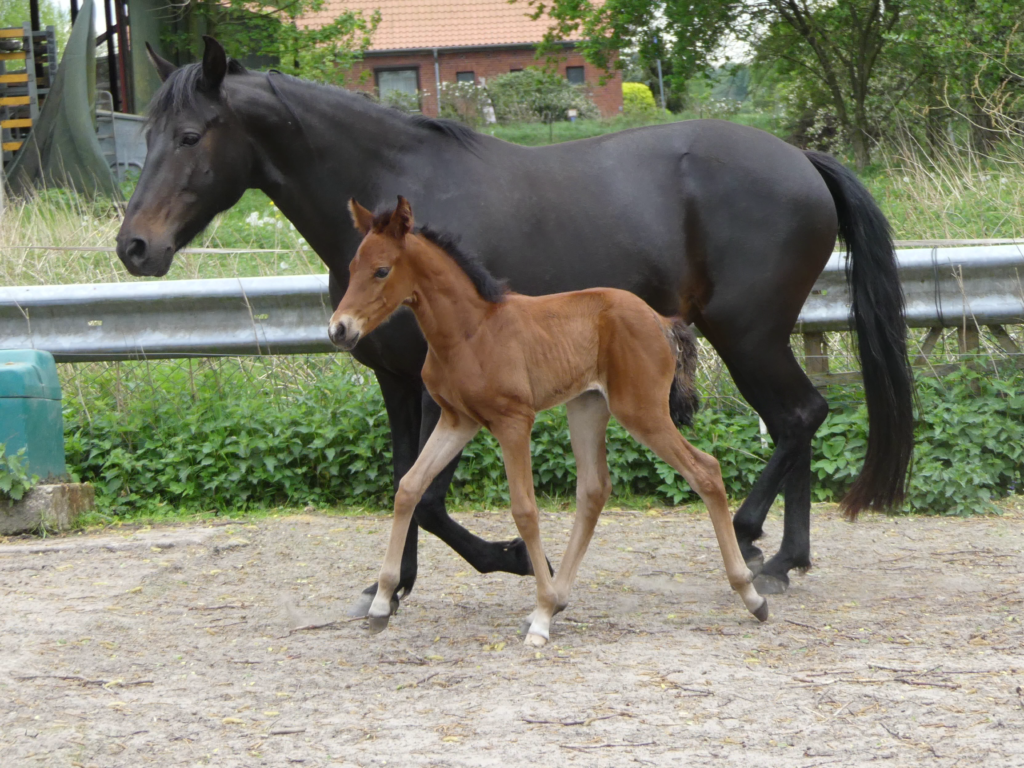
xmin=1 ymin=502 xmax=1022 ymax=767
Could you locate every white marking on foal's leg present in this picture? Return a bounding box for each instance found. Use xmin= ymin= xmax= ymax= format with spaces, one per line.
xmin=526 ymin=614 xmax=551 ymax=646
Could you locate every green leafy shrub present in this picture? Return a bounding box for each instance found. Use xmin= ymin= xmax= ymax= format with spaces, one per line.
xmin=485 ymin=68 xmax=598 ymax=124
xmin=63 ymin=362 xmax=1023 ymax=517
xmin=0 ymin=444 xmax=38 ymax=503
xmin=623 ymin=82 xmax=658 ymax=116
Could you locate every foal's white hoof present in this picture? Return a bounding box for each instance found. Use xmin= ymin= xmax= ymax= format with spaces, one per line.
xmin=366 ymin=613 xmax=391 ymax=634
xmin=524 ymin=632 xmax=548 ymax=647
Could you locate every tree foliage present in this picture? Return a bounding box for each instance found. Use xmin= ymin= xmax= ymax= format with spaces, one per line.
xmin=522 ymin=1 xmax=1024 ymax=168
xmin=163 ymin=0 xmax=378 ymax=85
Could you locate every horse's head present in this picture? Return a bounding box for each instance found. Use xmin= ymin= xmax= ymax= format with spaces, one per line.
xmin=116 ymin=37 xmax=252 ymax=276
xmin=329 ymin=197 xmax=416 ymax=350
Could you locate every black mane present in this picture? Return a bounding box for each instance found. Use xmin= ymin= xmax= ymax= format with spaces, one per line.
xmin=146 ymin=63 xmax=479 ymax=149
xmin=146 ymin=59 xmax=249 ymax=124
xmin=416 ymin=226 xmax=507 ymax=303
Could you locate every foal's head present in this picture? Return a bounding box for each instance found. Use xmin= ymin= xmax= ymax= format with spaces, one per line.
xmin=328 ymin=197 xmax=418 ymax=350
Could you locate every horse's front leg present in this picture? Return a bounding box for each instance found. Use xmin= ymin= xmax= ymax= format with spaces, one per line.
xmin=367 ymin=412 xmax=480 ymax=632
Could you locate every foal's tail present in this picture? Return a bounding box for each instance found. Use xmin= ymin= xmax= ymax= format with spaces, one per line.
xmin=803 ymin=150 xmax=915 ymax=519
xmin=667 ymin=318 xmax=701 ymax=428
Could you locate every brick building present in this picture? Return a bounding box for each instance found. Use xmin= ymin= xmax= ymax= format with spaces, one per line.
xmin=301 ymin=0 xmax=622 ymax=118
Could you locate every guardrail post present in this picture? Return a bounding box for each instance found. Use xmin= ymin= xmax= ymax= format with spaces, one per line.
xmin=987 ymin=325 xmax=1021 ymax=357
xmin=803 ymin=332 xmax=829 ymax=375
xmin=914 ymin=327 xmax=944 ymax=366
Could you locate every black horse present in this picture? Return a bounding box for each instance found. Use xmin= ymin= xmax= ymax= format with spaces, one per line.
xmin=116 ymin=38 xmax=913 ymax=609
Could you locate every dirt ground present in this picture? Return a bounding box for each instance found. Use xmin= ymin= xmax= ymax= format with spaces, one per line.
xmin=1 ymin=502 xmax=1022 ymax=768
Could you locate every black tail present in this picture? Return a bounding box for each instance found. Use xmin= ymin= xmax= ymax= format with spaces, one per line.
xmin=667 ymin=318 xmax=701 ymax=428
xmin=804 ymin=150 xmax=914 ymax=518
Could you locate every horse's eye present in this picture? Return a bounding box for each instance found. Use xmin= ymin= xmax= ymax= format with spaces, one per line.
xmin=181 ymin=133 xmax=201 ymax=147
xmin=374 ymin=267 xmax=391 ymax=279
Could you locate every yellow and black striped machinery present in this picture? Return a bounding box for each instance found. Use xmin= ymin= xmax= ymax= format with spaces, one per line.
xmin=0 ymin=23 xmax=57 ymax=167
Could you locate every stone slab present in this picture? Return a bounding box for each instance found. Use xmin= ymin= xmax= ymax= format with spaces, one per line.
xmin=0 ymin=483 xmax=94 ymax=535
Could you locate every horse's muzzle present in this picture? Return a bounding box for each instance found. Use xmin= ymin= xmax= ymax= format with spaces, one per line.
xmin=115 ymin=234 xmax=174 ymax=277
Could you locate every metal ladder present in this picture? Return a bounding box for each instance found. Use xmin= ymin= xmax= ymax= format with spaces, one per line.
xmin=94 ymin=89 xmax=121 ymax=181
xmin=0 ymin=23 xmax=57 ymax=170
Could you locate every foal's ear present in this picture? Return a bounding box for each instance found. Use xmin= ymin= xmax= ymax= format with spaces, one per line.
xmin=146 ymin=42 xmax=177 ymax=83
xmin=348 ymin=199 xmax=374 ymax=236
xmin=387 ymin=196 xmax=414 ymax=240
xmin=200 ymin=35 xmax=228 ymax=91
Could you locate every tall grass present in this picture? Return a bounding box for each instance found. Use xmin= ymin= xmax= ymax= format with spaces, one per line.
xmin=0 ymin=186 xmax=323 ymax=287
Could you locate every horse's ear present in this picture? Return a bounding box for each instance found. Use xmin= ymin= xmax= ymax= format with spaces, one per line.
xmin=146 ymin=42 xmax=177 ymax=83
xmin=387 ymin=196 xmax=414 ymax=240
xmin=200 ymin=35 xmax=228 ymax=91
xmin=348 ymin=199 xmax=374 ymax=236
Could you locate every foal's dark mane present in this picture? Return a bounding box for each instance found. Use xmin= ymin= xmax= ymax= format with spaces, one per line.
xmin=146 ymin=62 xmax=478 ymax=148
xmin=370 ymin=207 xmax=507 ymax=303
xmin=417 ymin=226 xmax=508 ymax=303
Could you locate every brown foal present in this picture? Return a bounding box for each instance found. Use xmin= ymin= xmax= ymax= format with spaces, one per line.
xmin=329 ymin=196 xmax=768 ymax=646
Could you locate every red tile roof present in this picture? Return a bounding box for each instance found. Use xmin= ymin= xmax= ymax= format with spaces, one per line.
xmin=301 ymin=0 xmax=581 ymax=51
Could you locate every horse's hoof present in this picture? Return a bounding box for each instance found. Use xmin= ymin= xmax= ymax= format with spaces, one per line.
xmin=524 ymin=632 xmax=548 ymax=647
xmin=753 ymin=572 xmax=789 ymax=595
xmin=751 ymin=597 xmax=770 ymax=623
xmin=745 ymin=552 xmax=765 ymax=576
xmin=366 ymin=613 xmax=391 ymax=634
xmin=347 ymin=590 xmax=375 ymax=618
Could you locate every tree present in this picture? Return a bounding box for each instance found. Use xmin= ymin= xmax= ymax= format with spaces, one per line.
xmin=163 ymin=0 xmax=378 ymax=86
xmin=0 ymin=0 xmax=70 ymax=53
xmin=522 ymin=1 xmax=912 ymax=169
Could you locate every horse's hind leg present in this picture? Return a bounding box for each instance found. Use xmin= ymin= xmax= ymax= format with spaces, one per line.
xmin=711 ymin=341 xmax=828 ymax=595
xmin=615 ymin=408 xmax=768 ymax=622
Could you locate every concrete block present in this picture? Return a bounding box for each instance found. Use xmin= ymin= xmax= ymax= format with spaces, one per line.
xmin=0 ymin=483 xmax=94 ymax=535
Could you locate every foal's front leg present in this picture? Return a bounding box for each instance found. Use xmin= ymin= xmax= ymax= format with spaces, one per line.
xmin=495 ymin=419 xmax=558 ymax=647
xmin=367 ymin=412 xmax=480 ymax=632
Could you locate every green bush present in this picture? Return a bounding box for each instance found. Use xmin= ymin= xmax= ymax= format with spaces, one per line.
xmin=623 ymin=82 xmax=658 ymax=116
xmin=62 ymin=361 xmax=1023 ymax=517
xmin=485 ymin=68 xmax=598 ymax=124
xmin=0 ymin=444 xmax=38 ymax=503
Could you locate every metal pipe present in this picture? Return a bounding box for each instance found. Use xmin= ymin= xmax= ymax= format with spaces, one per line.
xmin=2 ymin=247 xmax=1022 ymax=362
xmin=433 ymin=47 xmax=441 ymax=116
xmin=30 ymin=0 xmax=41 ymax=32
xmin=70 ymin=0 xmax=79 ymax=26
xmin=113 ymin=0 xmax=131 ymax=112
xmin=103 ymin=0 xmax=120 ymax=112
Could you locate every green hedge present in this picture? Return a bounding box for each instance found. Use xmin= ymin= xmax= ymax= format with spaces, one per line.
xmin=63 ymin=365 xmax=1024 ymax=516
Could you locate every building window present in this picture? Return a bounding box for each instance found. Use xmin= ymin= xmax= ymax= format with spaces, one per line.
xmin=376 ymin=68 xmax=420 ymax=102
xmin=456 ymin=71 xmax=476 ymax=84
xmin=510 ymin=67 xmax=523 ymax=73
xmin=566 ymin=66 xmax=585 ymax=85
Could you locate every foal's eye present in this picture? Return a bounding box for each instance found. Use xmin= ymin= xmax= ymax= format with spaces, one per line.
xmin=181 ymin=133 xmax=201 ymax=147
xmin=374 ymin=267 xmax=391 ymax=279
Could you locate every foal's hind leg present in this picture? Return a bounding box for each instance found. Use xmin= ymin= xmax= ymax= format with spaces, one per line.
xmin=521 ymin=393 xmax=612 ymax=636
xmin=616 ymin=409 xmax=768 ymax=622
xmin=493 ymin=418 xmax=559 ymax=647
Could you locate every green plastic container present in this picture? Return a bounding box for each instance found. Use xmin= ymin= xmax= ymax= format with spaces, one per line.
xmin=0 ymin=350 xmax=66 ymax=482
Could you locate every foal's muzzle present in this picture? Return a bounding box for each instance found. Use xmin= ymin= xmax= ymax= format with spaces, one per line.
xmin=328 ymin=317 xmax=362 ymax=351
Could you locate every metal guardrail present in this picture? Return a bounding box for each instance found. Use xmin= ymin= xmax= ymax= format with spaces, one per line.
xmin=1 ymin=247 xmax=1022 ymax=362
